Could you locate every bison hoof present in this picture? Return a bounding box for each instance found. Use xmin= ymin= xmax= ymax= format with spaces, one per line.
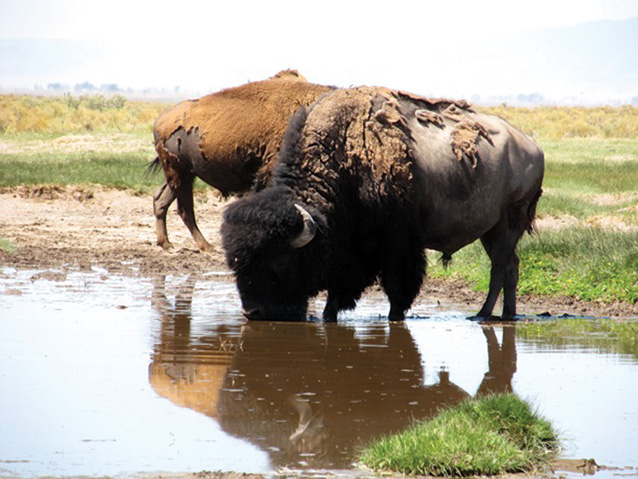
xmin=200 ymin=244 xmax=217 ymax=254
xmin=322 ymin=311 xmax=338 ymax=322
xmin=158 ymin=241 xmax=174 ymax=251
xmin=389 ymin=309 xmax=406 ymax=322
xmin=467 ymin=314 xmax=498 ymax=321
xmin=243 ymin=308 xmax=263 ymax=321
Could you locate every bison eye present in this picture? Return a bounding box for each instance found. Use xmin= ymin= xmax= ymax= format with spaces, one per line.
xmin=270 ymin=254 xmax=291 ymax=275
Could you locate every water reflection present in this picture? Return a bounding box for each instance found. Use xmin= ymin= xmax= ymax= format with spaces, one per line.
xmin=477 ymin=326 xmax=517 ymax=396
xmin=149 ymin=275 xmax=238 ymax=419
xmin=1 ymin=270 xmax=636 ymax=477
xmin=149 ymin=276 xmax=517 ymax=469
xmin=218 ymin=322 xmax=472 ymax=468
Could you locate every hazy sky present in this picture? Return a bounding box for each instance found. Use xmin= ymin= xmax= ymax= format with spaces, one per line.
xmin=1 ymin=0 xmax=638 ymax=97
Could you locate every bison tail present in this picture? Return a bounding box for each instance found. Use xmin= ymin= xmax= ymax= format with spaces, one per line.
xmin=146 ymin=156 xmax=162 ymax=177
xmin=526 ymin=187 xmax=543 ymax=234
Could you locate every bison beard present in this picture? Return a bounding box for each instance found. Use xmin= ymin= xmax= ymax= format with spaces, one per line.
xmin=222 ymin=87 xmax=544 ymax=322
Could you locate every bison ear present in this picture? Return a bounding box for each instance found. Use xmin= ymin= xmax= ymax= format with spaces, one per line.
xmin=290 ymin=204 xmax=317 ymax=248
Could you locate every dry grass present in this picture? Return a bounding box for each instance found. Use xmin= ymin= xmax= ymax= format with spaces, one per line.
xmin=2 ymin=94 xmax=638 ymax=140
xmin=0 ymin=94 xmax=168 ymax=134
xmin=478 ymin=105 xmax=638 ymax=140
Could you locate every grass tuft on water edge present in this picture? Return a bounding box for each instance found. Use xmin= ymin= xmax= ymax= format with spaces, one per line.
xmin=358 ymin=394 xmax=560 ymax=477
xmin=0 ymin=238 xmax=17 ymax=254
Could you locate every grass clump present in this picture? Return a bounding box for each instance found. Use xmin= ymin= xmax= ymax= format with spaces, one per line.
xmin=517 ymin=229 xmax=638 ymax=303
xmin=0 ymin=238 xmax=17 ymax=253
xmin=359 ymin=394 xmax=559 ymax=476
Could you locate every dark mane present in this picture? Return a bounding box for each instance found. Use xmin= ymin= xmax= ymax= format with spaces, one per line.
xmin=273 ymin=105 xmax=309 ymax=179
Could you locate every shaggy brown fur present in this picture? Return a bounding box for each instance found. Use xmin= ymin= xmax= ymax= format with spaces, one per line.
xmin=151 ymin=70 xmax=333 ymax=251
xmin=450 ymin=119 xmax=495 ymax=168
xmin=415 ymin=109 xmax=445 ymax=128
xmin=291 ymin=87 xmax=414 ymax=205
xmin=291 ymin=87 xmax=496 ymax=203
xmin=154 ymin=69 xmax=332 ymax=189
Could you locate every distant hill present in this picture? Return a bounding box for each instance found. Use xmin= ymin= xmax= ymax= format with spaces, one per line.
xmin=1 ymin=17 xmax=637 ymax=105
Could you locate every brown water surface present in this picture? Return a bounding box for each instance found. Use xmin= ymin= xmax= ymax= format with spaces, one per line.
xmin=1 ymin=269 xmax=637 ymax=478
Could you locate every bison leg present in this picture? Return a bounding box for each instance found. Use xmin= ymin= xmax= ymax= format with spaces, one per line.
xmin=323 ymin=293 xmax=357 ymax=322
xmin=175 ymin=178 xmax=213 ymax=252
xmin=153 ymin=181 xmax=177 ymax=250
xmin=476 ymin=220 xmax=524 ymax=319
xmin=380 ymin=236 xmax=426 ymax=321
xmin=502 ymin=253 xmax=520 ymax=317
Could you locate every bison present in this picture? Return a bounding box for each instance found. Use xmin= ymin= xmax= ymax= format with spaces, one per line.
xmin=221 ymin=86 xmax=544 ymax=321
xmin=150 ymin=70 xmax=333 ymax=251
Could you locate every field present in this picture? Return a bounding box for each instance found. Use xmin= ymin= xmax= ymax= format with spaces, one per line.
xmin=0 ymin=94 xmax=637 ymax=316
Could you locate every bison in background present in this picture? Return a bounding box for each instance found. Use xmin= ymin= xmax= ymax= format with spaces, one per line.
xmin=150 ymin=70 xmax=333 ymax=251
xmin=222 ymin=86 xmax=544 ymax=321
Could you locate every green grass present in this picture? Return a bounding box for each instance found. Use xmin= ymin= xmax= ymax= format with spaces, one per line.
xmin=359 ymin=394 xmax=559 ymax=476
xmin=0 ymin=238 xmax=17 ymax=253
xmin=430 ymin=228 xmax=638 ymax=305
xmin=541 ymin=139 xmax=638 ymax=195
xmin=0 ymin=130 xmax=167 ymax=191
xmin=518 ymin=229 xmax=638 ymax=303
xmin=0 ymin=150 xmax=161 ymax=191
xmin=539 ymin=139 xmax=638 ymax=220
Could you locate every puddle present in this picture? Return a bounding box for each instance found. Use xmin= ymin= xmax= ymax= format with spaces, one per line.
xmin=0 ymin=268 xmax=637 ymax=478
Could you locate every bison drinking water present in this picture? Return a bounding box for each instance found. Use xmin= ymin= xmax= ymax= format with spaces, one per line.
xmin=221 ymin=87 xmax=544 ymax=321
xmin=150 ymin=70 xmax=333 ymax=251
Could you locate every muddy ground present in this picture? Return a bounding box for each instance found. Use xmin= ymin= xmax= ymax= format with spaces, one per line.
xmin=1 ymin=185 xmax=636 ymax=319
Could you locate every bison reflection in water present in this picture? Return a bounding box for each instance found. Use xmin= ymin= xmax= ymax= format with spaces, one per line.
xmin=149 ymin=278 xmax=518 ymax=469
xmin=477 ymin=325 xmax=517 ymax=397
xmin=215 ymin=322 xmax=470 ymax=468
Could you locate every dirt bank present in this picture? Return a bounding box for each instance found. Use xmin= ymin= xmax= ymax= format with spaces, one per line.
xmin=1 ymin=185 xmax=636 ymax=319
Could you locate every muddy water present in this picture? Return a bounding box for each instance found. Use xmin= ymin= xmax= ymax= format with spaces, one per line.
xmin=1 ymin=268 xmax=637 ymax=478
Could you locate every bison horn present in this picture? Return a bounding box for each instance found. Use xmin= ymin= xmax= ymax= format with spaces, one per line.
xmin=291 ymin=204 xmax=317 ymax=248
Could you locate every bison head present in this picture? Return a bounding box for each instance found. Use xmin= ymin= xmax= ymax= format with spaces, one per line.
xmin=221 ymin=188 xmax=325 ymax=321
